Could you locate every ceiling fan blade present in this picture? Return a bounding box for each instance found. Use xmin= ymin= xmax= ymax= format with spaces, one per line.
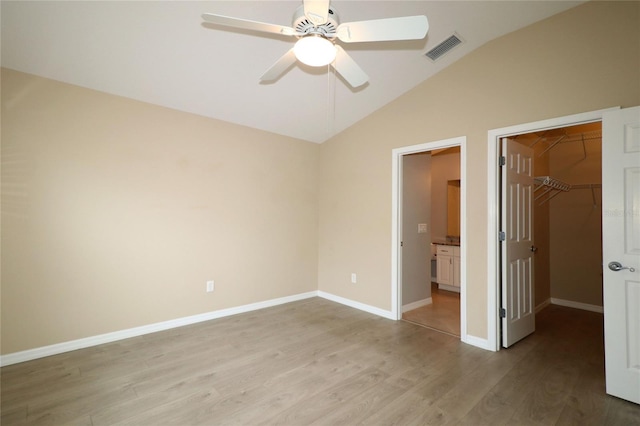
xmin=336 ymin=15 xmax=429 ymax=43
xmin=331 ymin=45 xmax=368 ymax=88
xmin=303 ymin=0 xmax=330 ymax=26
xmin=202 ymin=13 xmax=296 ymax=37
xmin=260 ymin=48 xmax=297 ymax=82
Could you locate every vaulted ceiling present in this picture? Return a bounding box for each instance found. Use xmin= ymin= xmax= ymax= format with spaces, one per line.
xmin=1 ymin=1 xmax=585 ymax=143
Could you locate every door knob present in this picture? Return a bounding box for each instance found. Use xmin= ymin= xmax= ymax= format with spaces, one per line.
xmin=530 ymin=245 xmax=538 ymax=253
xmin=608 ymin=261 xmax=636 ymax=272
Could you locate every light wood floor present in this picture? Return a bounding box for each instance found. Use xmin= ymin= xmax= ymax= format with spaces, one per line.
xmin=2 ymin=298 xmax=639 ymax=425
xmin=402 ymin=283 xmax=460 ymax=336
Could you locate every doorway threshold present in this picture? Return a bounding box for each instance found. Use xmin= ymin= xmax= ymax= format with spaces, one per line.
xmin=401 ymin=318 xmax=460 ymax=338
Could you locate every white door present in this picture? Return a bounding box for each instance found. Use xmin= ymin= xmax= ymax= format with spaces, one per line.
xmin=602 ymin=106 xmax=640 ymax=404
xmin=501 ymin=138 xmax=535 ymax=348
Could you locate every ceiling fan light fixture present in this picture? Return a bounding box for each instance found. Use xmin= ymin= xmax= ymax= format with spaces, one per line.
xmin=294 ymin=36 xmax=336 ymax=67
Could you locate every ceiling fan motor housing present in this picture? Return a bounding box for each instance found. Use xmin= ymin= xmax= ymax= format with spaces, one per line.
xmin=293 ymin=5 xmax=339 ymax=39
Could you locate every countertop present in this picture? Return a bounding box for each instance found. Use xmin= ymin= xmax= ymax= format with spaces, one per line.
xmin=432 ymin=240 xmax=461 ymax=247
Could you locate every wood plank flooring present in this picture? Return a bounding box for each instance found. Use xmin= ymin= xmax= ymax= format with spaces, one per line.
xmin=2 ymin=298 xmax=639 ymax=425
xmin=402 ymin=283 xmax=460 ymax=336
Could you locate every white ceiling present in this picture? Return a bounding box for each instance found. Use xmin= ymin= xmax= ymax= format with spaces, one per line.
xmin=1 ymin=1 xmax=585 ymax=143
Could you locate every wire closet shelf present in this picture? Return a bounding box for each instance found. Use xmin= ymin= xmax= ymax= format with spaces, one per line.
xmin=534 ymin=176 xmax=601 ymax=206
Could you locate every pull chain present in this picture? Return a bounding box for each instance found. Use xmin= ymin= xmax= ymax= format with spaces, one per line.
xmin=326 ymin=62 xmax=336 ymax=136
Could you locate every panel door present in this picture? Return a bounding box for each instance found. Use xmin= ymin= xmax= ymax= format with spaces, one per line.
xmin=602 ymin=106 xmax=640 ymax=404
xmin=501 ymin=138 xmax=535 ymax=348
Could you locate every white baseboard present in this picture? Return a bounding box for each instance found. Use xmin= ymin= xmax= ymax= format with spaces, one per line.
xmin=437 ymin=283 xmax=460 ymax=293
xmin=317 ymin=291 xmax=395 ymax=320
xmin=550 ymin=298 xmax=603 ymax=313
xmin=402 ymin=297 xmax=432 ymax=313
xmin=535 ymin=298 xmax=551 ymax=313
xmin=462 ymin=334 xmax=492 ymax=351
xmin=0 ymin=291 xmax=318 ymax=367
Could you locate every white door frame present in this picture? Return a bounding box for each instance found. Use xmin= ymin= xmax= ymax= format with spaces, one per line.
xmin=486 ymin=107 xmax=619 ymax=351
xmin=391 ymin=136 xmax=467 ymax=341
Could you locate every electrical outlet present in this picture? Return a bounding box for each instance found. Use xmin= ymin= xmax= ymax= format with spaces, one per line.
xmin=351 ymin=273 xmax=357 ymax=284
xmin=206 ymin=280 xmax=215 ymax=292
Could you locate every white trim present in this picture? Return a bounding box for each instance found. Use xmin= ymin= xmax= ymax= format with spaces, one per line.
xmin=462 ymin=334 xmax=491 ymax=351
xmin=402 ymin=297 xmax=433 ymax=313
xmin=0 ymin=291 xmax=318 ymax=367
xmin=551 ymin=298 xmax=604 ymax=313
xmin=535 ymin=298 xmax=552 ymax=313
xmin=318 ymin=291 xmax=395 ymax=319
xmin=437 ymin=284 xmax=460 ymax=293
xmin=486 ymin=107 xmax=619 ymax=351
xmin=391 ymin=136 xmax=467 ymax=341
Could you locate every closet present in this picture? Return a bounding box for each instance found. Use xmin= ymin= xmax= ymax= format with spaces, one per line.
xmin=514 ymin=122 xmax=603 ymax=311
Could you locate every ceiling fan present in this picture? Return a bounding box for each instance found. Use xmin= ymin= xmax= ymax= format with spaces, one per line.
xmin=202 ymin=0 xmax=429 ymax=88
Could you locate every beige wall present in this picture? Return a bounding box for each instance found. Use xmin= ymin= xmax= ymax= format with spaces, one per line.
xmin=2 ymin=1 xmax=639 ymax=356
xmin=549 ymin=126 xmax=603 ymax=306
xmin=533 ymin=139 xmax=552 ymax=308
xmin=1 ymin=69 xmax=319 ymax=354
xmin=318 ymin=1 xmax=640 ymax=339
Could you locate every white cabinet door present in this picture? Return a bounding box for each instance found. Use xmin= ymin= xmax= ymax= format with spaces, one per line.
xmin=437 ymin=254 xmax=453 ymax=285
xmin=453 ymin=253 xmax=461 ymax=288
xmin=602 ymin=106 xmax=640 ymax=404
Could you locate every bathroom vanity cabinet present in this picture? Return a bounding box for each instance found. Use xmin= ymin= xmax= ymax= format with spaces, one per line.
xmin=436 ymin=244 xmax=460 ymax=292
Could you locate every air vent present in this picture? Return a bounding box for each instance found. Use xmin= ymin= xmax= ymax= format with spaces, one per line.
xmin=425 ymin=34 xmax=462 ymax=61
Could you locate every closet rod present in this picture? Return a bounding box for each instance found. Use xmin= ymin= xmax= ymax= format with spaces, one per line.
xmin=534 ymin=181 xmax=601 ymax=206
xmin=572 ymin=183 xmax=602 ymax=207
xmin=571 ymin=183 xmax=602 ymax=190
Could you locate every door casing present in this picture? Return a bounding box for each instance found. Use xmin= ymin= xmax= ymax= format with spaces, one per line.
xmin=486 ymin=107 xmax=619 ymax=351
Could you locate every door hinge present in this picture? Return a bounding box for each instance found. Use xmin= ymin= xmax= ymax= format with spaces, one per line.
xmin=500 ymin=308 xmax=506 ymax=318
xmin=499 ymin=156 xmax=506 ymax=167
xmin=499 ymin=231 xmax=506 ymax=241
xmin=400 ymin=241 xmax=403 ymax=247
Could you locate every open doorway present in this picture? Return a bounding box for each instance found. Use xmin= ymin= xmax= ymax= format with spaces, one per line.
xmin=500 ymin=122 xmax=603 ymax=347
xmin=402 ymin=147 xmax=462 ymax=336
xmin=514 ymin=123 xmax=603 ymax=308
xmin=391 ymin=136 xmax=468 ymax=341
xmin=488 ymin=107 xmax=640 ymax=403
xmin=486 ymin=108 xmax=612 ymax=350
